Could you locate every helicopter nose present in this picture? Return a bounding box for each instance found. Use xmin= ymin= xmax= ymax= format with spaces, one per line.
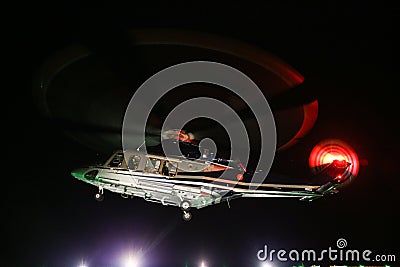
xmin=71 ymin=168 xmax=86 ymax=179
xmin=71 ymin=168 xmax=99 ymax=181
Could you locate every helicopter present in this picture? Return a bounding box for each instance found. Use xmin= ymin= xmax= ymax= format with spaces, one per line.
xmin=71 ymin=132 xmax=359 ymax=221
xmin=33 ymin=29 xmax=361 ymax=221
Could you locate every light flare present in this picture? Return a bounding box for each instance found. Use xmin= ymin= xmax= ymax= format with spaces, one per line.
xmin=122 ymin=251 xmax=141 ymax=267
xmin=309 ymin=139 xmax=360 ymax=181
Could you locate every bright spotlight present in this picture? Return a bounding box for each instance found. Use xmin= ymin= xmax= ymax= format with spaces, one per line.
xmin=260 ymin=262 xmax=273 ymax=267
xmin=123 ymin=253 xmax=140 ymax=267
xmin=78 ymin=261 xmax=88 ymax=267
xmin=199 ymin=261 xmax=207 ymax=267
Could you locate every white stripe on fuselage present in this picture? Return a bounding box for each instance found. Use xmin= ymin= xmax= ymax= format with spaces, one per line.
xmin=97 ymin=168 xmax=317 ymax=196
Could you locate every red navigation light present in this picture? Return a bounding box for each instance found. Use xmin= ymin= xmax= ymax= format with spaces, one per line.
xmin=321 ymin=153 xmax=346 ymax=164
xmin=309 ymin=139 xmax=359 ymax=180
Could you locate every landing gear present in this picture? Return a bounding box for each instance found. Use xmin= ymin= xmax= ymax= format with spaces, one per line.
xmin=182 ymin=211 xmax=192 ymax=221
xmin=180 ymin=200 xmax=191 ymax=211
xmin=95 ymin=187 xmax=104 ymax=201
xmin=95 ymin=193 xmax=104 ymax=201
xmin=180 ymin=200 xmax=192 ymax=221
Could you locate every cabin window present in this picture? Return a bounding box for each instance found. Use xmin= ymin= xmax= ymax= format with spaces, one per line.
xmin=128 ymin=155 xmax=141 ymax=170
xmin=162 ymin=161 xmax=178 ymax=177
xmin=108 ymin=153 xmax=125 ymax=168
xmin=84 ymin=170 xmax=98 ymax=180
xmin=145 ymin=158 xmax=161 ymax=174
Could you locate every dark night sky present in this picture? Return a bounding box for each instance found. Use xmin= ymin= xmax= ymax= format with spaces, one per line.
xmin=6 ymin=2 xmax=397 ymax=267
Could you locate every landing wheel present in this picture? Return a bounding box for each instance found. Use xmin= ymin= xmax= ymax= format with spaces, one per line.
xmin=182 ymin=211 xmax=192 ymax=221
xmin=180 ymin=200 xmax=191 ymax=211
xmin=95 ymin=186 xmax=104 ymax=201
xmin=95 ymin=192 xmax=104 ymax=201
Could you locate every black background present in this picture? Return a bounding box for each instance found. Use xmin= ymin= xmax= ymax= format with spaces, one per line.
xmin=6 ymin=2 xmax=397 ymax=267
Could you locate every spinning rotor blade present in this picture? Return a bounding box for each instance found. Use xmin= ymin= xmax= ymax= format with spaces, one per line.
xmin=34 ymin=28 xmax=319 ymax=154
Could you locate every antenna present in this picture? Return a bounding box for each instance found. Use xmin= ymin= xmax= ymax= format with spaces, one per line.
xmin=136 ymin=140 xmax=146 ymax=151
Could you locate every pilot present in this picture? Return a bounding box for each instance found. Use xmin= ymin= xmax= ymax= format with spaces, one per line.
xmin=162 ymin=163 xmax=169 ymax=176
